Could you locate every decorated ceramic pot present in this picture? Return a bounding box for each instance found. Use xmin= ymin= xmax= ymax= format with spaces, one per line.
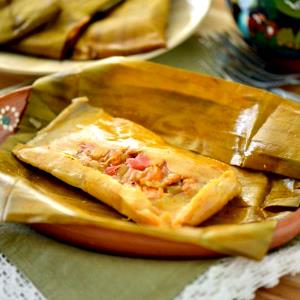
xmin=227 ymin=0 xmax=300 ymax=59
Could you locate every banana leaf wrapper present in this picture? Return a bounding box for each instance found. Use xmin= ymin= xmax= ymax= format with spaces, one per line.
xmin=0 ymin=0 xmax=60 ymax=44
xmin=10 ymin=0 xmax=122 ymax=59
xmin=72 ymin=0 xmax=170 ymax=60
xmin=29 ymin=59 xmax=300 ymax=179
xmin=26 ymin=58 xmax=300 ymax=216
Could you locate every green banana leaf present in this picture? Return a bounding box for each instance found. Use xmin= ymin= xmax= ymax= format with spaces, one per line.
xmin=73 ymin=0 xmax=170 ymax=59
xmin=10 ymin=0 xmax=122 ymax=59
xmin=0 ymin=0 xmax=60 ymax=44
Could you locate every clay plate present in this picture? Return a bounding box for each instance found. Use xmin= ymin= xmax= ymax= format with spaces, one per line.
xmin=1 ymin=87 xmax=300 ymax=258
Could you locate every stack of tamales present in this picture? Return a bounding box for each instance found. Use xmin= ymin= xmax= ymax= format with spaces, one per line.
xmin=0 ymin=0 xmax=170 ymax=59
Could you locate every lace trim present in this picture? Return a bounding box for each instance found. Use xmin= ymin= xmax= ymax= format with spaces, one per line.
xmin=0 ymin=254 xmax=44 ymax=300
xmin=176 ymin=236 xmax=300 ymax=300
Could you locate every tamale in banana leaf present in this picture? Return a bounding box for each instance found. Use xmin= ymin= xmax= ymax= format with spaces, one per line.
xmin=73 ymin=0 xmax=170 ymax=60
xmin=0 ymin=0 xmax=60 ymax=44
xmin=25 ymin=59 xmax=300 ymax=219
xmin=10 ymin=0 xmax=122 ymax=59
xmin=1 ymin=59 xmax=300 ymax=259
xmin=12 ymin=97 xmax=241 ymax=228
xmin=0 ymin=148 xmax=275 ymax=259
xmin=29 ymin=59 xmax=300 ymax=179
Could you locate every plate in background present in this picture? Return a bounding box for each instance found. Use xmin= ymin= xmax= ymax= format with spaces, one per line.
xmin=0 ymin=0 xmax=211 ymax=75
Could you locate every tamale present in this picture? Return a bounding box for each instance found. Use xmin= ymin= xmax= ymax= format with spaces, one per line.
xmin=10 ymin=0 xmax=122 ymax=59
xmin=73 ymin=0 xmax=170 ymax=60
xmin=0 ymin=63 xmax=290 ymax=259
xmin=0 ymin=0 xmax=60 ymax=44
xmin=29 ymin=59 xmax=300 ymax=179
xmin=13 ymin=97 xmax=240 ymax=227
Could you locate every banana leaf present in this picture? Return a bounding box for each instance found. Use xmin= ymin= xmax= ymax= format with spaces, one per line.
xmin=29 ymin=59 xmax=300 ymax=179
xmin=26 ymin=58 xmax=300 ymax=213
xmin=73 ymin=0 xmax=170 ymax=59
xmin=0 ymin=0 xmax=60 ymax=44
xmin=204 ymin=171 xmax=300 ymax=226
xmin=10 ymin=0 xmax=122 ymax=59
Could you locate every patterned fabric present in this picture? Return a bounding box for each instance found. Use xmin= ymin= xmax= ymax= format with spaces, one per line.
xmin=0 ymin=105 xmax=20 ymax=132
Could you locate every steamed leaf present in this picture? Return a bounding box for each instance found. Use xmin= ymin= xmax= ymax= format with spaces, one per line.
xmin=73 ymin=0 xmax=170 ymax=59
xmin=30 ymin=59 xmax=300 ymax=179
xmin=10 ymin=0 xmax=122 ymax=59
xmin=0 ymin=0 xmax=60 ymax=44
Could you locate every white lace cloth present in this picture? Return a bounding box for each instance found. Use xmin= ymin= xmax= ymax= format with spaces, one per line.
xmin=1 ymin=237 xmax=300 ymax=300
xmin=177 ymin=236 xmax=300 ymax=300
xmin=0 ymin=254 xmax=44 ymax=300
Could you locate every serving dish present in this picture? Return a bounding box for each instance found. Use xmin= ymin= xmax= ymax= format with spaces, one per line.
xmin=1 ymin=65 xmax=300 ymax=259
xmin=0 ymin=0 xmax=211 ymax=75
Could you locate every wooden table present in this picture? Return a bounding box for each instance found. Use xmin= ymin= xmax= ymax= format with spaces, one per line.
xmin=0 ymin=0 xmax=299 ymax=299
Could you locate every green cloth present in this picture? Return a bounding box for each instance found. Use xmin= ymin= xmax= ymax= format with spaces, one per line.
xmin=0 ymin=36 xmax=218 ymax=300
xmin=0 ymin=224 xmax=214 ymax=300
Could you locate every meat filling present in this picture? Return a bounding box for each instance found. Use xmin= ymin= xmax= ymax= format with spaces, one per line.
xmin=74 ymin=143 xmax=200 ymax=200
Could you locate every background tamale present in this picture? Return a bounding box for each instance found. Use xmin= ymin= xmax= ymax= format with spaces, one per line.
xmin=73 ymin=0 xmax=170 ymax=59
xmin=0 ymin=0 xmax=60 ymax=44
xmin=10 ymin=0 xmax=123 ymax=59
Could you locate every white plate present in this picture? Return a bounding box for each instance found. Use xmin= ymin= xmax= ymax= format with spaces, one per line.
xmin=0 ymin=0 xmax=211 ymax=75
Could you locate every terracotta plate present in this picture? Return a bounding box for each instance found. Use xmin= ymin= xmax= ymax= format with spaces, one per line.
xmin=1 ymin=87 xmax=300 ymax=258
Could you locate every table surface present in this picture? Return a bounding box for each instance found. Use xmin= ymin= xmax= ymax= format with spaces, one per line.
xmin=0 ymin=0 xmax=300 ymax=299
